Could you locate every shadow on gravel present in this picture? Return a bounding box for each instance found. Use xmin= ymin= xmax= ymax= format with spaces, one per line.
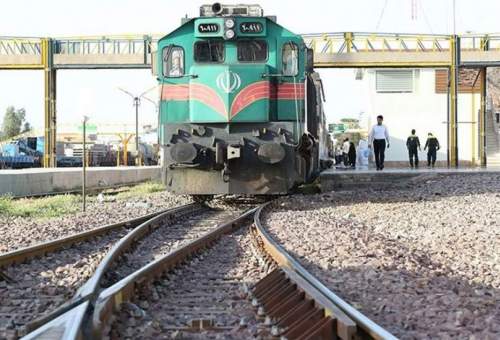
xmin=272 ymin=173 xmax=500 ymax=212
xmin=283 ymin=236 xmax=500 ymax=339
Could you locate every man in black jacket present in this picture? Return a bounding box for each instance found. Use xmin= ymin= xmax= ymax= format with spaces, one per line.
xmin=424 ymin=133 xmax=440 ymax=168
xmin=406 ymin=129 xmax=421 ymax=168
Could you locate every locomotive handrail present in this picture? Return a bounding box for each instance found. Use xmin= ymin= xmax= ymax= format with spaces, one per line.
xmin=262 ymin=73 xmax=284 ymax=77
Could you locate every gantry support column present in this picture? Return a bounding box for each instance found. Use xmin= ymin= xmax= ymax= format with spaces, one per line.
xmin=448 ymin=35 xmax=459 ymax=167
xmin=479 ymin=68 xmax=487 ymax=166
xmin=344 ymin=32 xmax=353 ymax=53
xmin=42 ymin=38 xmax=57 ymax=167
xmin=479 ymin=36 xmax=489 ymax=167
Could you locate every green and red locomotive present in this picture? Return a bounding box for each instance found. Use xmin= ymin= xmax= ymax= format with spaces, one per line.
xmin=157 ymin=3 xmax=330 ymax=198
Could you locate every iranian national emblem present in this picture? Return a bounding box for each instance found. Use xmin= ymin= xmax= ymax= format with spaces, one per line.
xmin=216 ymin=70 xmax=241 ymax=94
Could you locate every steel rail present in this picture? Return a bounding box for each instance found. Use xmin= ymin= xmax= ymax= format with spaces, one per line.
xmin=21 ymin=203 xmax=201 ymax=336
xmin=90 ymin=205 xmax=259 ymax=338
xmin=253 ymin=204 xmax=397 ymax=340
xmin=0 ymin=204 xmax=194 ymax=268
xmin=23 ymin=202 xmax=397 ymax=339
xmin=75 ymin=203 xmax=203 ymax=301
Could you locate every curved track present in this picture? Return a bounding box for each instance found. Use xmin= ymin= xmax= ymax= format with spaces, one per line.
xmin=21 ymin=202 xmax=396 ymax=340
xmin=0 ymin=204 xmax=197 ymax=339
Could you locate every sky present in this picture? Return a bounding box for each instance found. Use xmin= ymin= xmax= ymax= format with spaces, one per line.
xmin=0 ymin=0 xmax=499 ymax=131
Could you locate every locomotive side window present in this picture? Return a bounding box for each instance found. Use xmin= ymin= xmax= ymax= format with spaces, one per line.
xmin=282 ymin=43 xmax=298 ymax=76
xmin=163 ymin=46 xmax=184 ymax=77
xmin=237 ymin=40 xmax=268 ymax=62
xmin=194 ymin=41 xmax=224 ymax=63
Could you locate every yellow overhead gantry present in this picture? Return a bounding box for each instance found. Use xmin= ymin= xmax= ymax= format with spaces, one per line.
xmin=1 ymin=32 xmax=500 ymax=167
xmin=0 ymin=35 xmax=156 ymax=167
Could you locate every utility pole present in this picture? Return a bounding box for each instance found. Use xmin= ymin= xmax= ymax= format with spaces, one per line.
xmin=134 ymin=96 xmax=140 ymax=166
xmin=452 ymin=0 xmax=456 ymax=35
xmin=82 ymin=116 xmax=89 ymax=212
xmin=118 ymin=86 xmax=156 ymax=166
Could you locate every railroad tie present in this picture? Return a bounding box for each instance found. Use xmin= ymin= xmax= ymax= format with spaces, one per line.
xmin=251 ymin=267 xmax=357 ymax=340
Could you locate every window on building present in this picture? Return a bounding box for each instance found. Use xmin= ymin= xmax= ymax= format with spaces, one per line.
xmin=194 ymin=41 xmax=224 ymax=63
xmin=282 ymin=42 xmax=298 ymax=76
xmin=237 ymin=40 xmax=268 ymax=62
xmin=376 ymin=70 xmax=415 ymax=92
xmin=163 ymin=46 xmax=184 ymax=77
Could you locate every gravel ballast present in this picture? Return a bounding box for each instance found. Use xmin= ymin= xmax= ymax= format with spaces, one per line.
xmin=110 ymin=225 xmax=269 ymax=339
xmin=0 ymin=229 xmax=129 ymax=339
xmin=263 ymin=174 xmax=500 ymax=339
xmin=0 ymin=191 xmax=191 ymax=253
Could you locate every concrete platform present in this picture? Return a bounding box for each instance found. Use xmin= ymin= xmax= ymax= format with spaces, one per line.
xmin=320 ymin=167 xmax=500 ymax=191
xmin=0 ymin=166 xmax=161 ymax=197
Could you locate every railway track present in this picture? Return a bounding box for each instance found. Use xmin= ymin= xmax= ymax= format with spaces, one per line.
xmin=0 ymin=203 xmax=198 ymax=339
xmin=22 ymin=202 xmax=396 ymax=340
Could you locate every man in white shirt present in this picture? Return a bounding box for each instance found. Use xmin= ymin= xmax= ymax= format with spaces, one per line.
xmin=368 ymin=115 xmax=390 ymax=170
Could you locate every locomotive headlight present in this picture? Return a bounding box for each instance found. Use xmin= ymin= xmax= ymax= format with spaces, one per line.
xmin=225 ymin=29 xmax=235 ymax=39
xmin=225 ymin=18 xmax=235 ymax=29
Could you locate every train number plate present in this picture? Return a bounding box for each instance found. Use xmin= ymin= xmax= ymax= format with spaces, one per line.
xmin=240 ymin=22 xmax=263 ymax=33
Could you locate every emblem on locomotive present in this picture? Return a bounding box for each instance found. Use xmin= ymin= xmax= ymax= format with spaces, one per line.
xmin=216 ymin=70 xmax=241 ymax=93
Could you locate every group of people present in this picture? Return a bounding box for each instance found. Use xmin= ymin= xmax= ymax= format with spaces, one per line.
xmin=339 ymin=138 xmax=357 ymax=168
xmin=405 ymin=129 xmax=441 ymax=168
xmin=335 ymin=115 xmax=441 ymax=170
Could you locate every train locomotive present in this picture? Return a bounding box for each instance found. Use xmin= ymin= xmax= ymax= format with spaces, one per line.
xmin=157 ymin=3 xmax=331 ymax=198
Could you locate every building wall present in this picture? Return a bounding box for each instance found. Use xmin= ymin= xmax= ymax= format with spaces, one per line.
xmin=363 ymin=69 xmax=479 ymax=164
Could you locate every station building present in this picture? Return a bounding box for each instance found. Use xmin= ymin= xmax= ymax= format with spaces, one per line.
xmin=355 ymin=68 xmax=499 ymax=167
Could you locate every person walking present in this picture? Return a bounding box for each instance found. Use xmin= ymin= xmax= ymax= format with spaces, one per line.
xmin=406 ymin=129 xmax=421 ymax=169
xmin=334 ymin=146 xmax=343 ymax=165
xmin=424 ymin=133 xmax=440 ymax=168
xmin=348 ymin=141 xmax=356 ymax=168
xmin=368 ymin=115 xmax=390 ymax=170
xmin=342 ymin=138 xmax=350 ymax=166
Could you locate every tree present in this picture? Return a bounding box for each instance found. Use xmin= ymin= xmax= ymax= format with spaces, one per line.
xmin=22 ymin=122 xmax=31 ymax=133
xmin=1 ymin=107 xmax=27 ymax=138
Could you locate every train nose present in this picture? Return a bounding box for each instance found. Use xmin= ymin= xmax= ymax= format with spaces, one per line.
xmin=188 ymin=64 xmax=270 ymax=123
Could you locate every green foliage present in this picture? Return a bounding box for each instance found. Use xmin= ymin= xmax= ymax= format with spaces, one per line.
xmin=1 ymin=106 xmax=28 ymax=139
xmin=22 ymin=121 xmax=31 ymax=133
xmin=114 ymin=181 xmax=164 ymax=199
xmin=0 ymin=194 xmax=80 ymax=218
xmin=0 ymin=182 xmax=164 ymax=219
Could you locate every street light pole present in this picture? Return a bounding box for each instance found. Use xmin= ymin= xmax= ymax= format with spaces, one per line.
xmin=118 ymin=86 xmax=156 ymax=166
xmin=134 ymin=96 xmax=140 ymax=166
xmin=82 ymin=115 xmax=89 ymax=212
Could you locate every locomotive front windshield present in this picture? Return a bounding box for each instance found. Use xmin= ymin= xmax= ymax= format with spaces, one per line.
xmin=282 ymin=43 xmax=298 ymax=76
xmin=237 ymin=40 xmax=267 ymax=62
xmin=194 ymin=40 xmax=224 ymax=62
xmin=163 ymin=46 xmax=184 ymax=77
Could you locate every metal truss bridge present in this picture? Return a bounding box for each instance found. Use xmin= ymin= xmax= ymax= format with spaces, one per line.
xmin=1 ymin=32 xmax=500 ymax=166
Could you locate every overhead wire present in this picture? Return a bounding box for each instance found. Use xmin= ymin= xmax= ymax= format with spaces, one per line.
xmin=418 ymin=0 xmax=435 ymax=34
xmin=375 ymin=0 xmax=389 ymax=31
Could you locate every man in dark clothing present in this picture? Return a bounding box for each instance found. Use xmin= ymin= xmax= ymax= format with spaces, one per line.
xmin=424 ymin=133 xmax=440 ymax=168
xmin=342 ymin=138 xmax=350 ymax=166
xmin=348 ymin=142 xmax=356 ymax=168
xmin=406 ymin=129 xmax=421 ymax=168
